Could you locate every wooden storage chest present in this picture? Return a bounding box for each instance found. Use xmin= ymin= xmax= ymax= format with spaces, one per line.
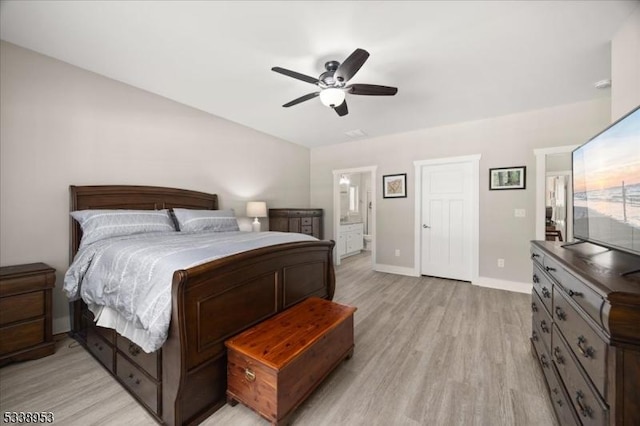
xmin=225 ymin=297 xmax=356 ymax=425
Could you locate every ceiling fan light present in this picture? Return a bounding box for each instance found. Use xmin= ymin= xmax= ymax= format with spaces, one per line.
xmin=319 ymin=88 xmax=345 ymax=107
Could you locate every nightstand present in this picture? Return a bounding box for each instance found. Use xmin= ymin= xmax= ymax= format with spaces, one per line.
xmin=0 ymin=263 xmax=56 ymax=366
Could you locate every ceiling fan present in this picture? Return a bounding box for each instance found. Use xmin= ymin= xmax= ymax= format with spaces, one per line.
xmin=271 ymin=48 xmax=398 ymax=117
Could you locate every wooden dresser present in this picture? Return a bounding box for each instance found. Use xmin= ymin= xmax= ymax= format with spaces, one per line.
xmin=530 ymin=241 xmax=640 ymax=426
xmin=0 ymin=263 xmax=56 ymax=366
xmin=269 ymin=208 xmax=323 ymax=239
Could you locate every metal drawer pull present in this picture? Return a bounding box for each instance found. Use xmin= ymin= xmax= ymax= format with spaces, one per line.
xmin=568 ymin=289 xmax=583 ymax=298
xmin=577 ymin=336 xmax=595 ymax=358
xmin=575 ymin=391 xmax=593 ymax=418
xmin=553 ymin=346 xmax=564 ymax=364
xmin=532 ymin=331 xmax=539 ymax=341
xmin=545 ymin=266 xmax=556 ymax=272
xmin=532 ymin=274 xmax=540 ymax=283
xmin=128 ymin=343 xmax=141 ymax=357
xmin=555 ymin=307 xmax=566 ymax=320
xmin=531 ymin=253 xmax=540 ymax=258
xmin=531 ymin=302 xmax=538 ymax=312
xmin=542 ymin=287 xmax=551 ymax=298
xmin=556 ymin=399 xmax=563 ymax=407
xmin=540 ymin=320 xmax=549 ymax=333
xmin=127 ymin=373 xmax=140 ymax=385
xmin=540 ymin=354 xmax=549 ymax=368
xmin=244 ymin=368 xmax=256 ymax=382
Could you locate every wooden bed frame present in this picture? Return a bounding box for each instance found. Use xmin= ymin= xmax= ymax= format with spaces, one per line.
xmin=68 ymin=185 xmax=335 ymax=425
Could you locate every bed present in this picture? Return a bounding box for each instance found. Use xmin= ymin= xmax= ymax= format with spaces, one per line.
xmin=67 ymin=185 xmax=335 ymax=425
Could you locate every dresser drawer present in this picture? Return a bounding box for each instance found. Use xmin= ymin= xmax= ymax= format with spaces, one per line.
xmin=543 ymin=256 xmax=604 ymax=327
xmin=532 ymin=265 xmax=552 ymax=314
xmin=532 ymin=322 xmax=553 ymax=379
xmin=86 ymin=327 xmax=114 ymax=373
xmin=553 ymin=290 xmax=607 ymax=398
xmin=532 ymin=290 xmax=552 ymax=353
xmin=116 ymin=353 xmax=160 ymax=414
xmin=530 ymin=245 xmax=545 ymax=267
xmin=117 ymin=335 xmax=160 ymax=380
xmin=0 ymin=291 xmax=44 ymax=325
xmin=552 ymin=325 xmax=608 ymax=426
xmin=546 ymin=363 xmax=580 ymax=426
xmin=0 ymin=318 xmax=44 ymax=355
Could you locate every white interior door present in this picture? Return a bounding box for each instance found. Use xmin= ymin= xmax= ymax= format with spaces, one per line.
xmin=420 ymin=162 xmax=472 ymax=281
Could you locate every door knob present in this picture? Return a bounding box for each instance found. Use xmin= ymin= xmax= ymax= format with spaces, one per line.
xmin=423 ymin=224 xmax=430 ymax=228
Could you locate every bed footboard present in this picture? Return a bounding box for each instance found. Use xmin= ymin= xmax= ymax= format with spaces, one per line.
xmin=162 ymin=240 xmax=335 ymax=426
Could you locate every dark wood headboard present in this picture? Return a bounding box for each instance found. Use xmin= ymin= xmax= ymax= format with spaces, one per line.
xmin=69 ymin=185 xmax=218 ymax=260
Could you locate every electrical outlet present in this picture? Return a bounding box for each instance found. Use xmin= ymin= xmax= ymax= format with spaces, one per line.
xmin=395 ymin=249 xmax=400 ymax=257
xmin=498 ymin=258 xmax=505 ymax=268
xmin=514 ymin=209 xmax=526 ymax=218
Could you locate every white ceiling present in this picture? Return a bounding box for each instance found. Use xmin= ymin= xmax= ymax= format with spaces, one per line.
xmin=1 ymin=1 xmax=637 ymax=148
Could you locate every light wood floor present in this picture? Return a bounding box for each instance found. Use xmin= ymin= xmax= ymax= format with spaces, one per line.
xmin=0 ymin=252 xmax=557 ymax=425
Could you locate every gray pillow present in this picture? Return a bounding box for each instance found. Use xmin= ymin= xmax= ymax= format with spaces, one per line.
xmin=71 ymin=209 xmax=176 ymax=247
xmin=172 ymin=208 xmax=239 ymax=233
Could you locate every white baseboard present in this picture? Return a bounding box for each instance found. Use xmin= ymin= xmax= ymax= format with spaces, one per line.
xmin=374 ymin=264 xmax=420 ymax=277
xmin=473 ymin=276 xmax=532 ymax=294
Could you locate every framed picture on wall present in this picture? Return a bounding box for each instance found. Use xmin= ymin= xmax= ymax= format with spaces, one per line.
xmin=383 ymin=173 xmax=407 ymax=198
xmin=489 ymin=166 xmax=526 ymax=190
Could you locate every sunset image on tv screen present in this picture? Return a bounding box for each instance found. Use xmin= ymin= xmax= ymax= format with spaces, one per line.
xmin=573 ymin=107 xmax=640 ymax=254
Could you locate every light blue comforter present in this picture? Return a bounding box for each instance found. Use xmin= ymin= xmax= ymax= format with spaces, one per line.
xmin=64 ymin=231 xmax=317 ymax=351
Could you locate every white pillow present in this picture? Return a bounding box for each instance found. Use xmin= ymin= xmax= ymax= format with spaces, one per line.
xmin=71 ymin=209 xmax=176 ymax=247
xmin=172 ymin=208 xmax=239 ymax=233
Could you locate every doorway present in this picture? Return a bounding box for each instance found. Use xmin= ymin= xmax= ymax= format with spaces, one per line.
xmin=332 ymin=166 xmax=377 ymax=267
xmin=534 ymin=145 xmax=578 ymax=241
xmin=414 ymin=155 xmax=480 ymax=281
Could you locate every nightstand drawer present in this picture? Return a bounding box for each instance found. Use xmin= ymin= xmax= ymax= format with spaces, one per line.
xmin=0 ymin=291 xmax=44 ymax=325
xmin=0 ymin=318 xmax=44 ymax=355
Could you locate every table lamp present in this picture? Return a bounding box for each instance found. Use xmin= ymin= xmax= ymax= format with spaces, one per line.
xmin=247 ymin=201 xmax=267 ymax=232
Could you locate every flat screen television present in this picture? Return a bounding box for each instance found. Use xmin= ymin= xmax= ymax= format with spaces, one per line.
xmin=572 ymin=105 xmax=640 ymax=256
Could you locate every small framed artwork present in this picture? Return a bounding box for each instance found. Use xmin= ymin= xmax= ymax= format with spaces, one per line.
xmin=383 ymin=173 xmax=407 ymax=198
xmin=489 ymin=166 xmax=526 ymax=190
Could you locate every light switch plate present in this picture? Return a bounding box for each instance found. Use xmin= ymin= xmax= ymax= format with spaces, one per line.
xmin=514 ymin=209 xmax=526 ymax=218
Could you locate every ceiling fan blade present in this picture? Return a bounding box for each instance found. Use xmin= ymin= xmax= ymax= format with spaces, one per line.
xmin=333 ymin=100 xmax=348 ymax=117
xmin=272 ymin=67 xmax=319 ymax=85
xmin=282 ymin=92 xmax=320 ymax=107
xmin=347 ymin=84 xmax=398 ymax=96
xmin=334 ymin=48 xmax=369 ymax=83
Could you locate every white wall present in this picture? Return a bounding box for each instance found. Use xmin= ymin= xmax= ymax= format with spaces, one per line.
xmin=612 ymin=4 xmax=640 ymax=121
xmin=310 ymin=99 xmax=610 ymax=286
xmin=0 ymin=42 xmax=311 ymax=333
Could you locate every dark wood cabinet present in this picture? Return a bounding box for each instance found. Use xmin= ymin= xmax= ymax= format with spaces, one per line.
xmin=269 ymin=208 xmax=323 ymax=239
xmin=530 ymin=241 xmax=640 ymax=426
xmin=0 ymin=263 xmax=56 ymax=366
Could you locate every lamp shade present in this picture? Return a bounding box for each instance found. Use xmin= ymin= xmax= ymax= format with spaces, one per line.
xmin=319 ymin=88 xmax=345 ymax=107
xmin=246 ymin=201 xmax=267 ymax=218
